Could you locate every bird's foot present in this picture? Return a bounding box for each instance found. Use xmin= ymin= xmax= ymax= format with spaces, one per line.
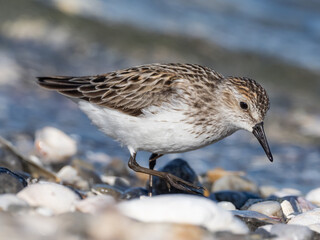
xmin=163 ymin=172 xmax=204 ymax=195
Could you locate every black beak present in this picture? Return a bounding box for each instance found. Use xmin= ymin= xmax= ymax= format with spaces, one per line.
xmin=252 ymin=122 xmax=273 ymax=162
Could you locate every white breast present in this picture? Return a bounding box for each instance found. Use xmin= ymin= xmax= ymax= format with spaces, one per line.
xmin=78 ymin=101 xmax=213 ymax=154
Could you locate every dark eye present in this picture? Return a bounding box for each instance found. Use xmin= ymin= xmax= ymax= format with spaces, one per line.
xmin=240 ymin=102 xmax=248 ymax=110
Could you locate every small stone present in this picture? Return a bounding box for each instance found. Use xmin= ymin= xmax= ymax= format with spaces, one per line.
xmin=75 ymin=195 xmax=115 ymax=214
xmin=34 ymin=127 xmax=77 ymax=163
xmin=272 ymin=188 xmax=302 ymax=198
xmin=100 ymin=175 xmax=131 ymax=191
xmin=288 ymin=208 xmax=320 ymax=226
xmin=152 ymin=159 xmax=201 ymax=195
xmin=121 ymin=187 xmax=148 ymax=200
xmin=212 ymin=175 xmax=258 ymax=193
xmin=259 ymin=185 xmax=278 ymax=198
xmin=117 ymin=194 xmax=249 ymax=234
xmin=91 ymin=184 xmax=123 ymax=200
xmin=248 ymin=201 xmax=282 ymax=218
xmin=306 ymin=188 xmax=320 ymax=206
xmin=57 ymin=165 xmax=89 ymax=190
xmin=257 ymin=224 xmax=313 ymax=240
xmin=217 ymin=201 xmax=236 ymax=210
xmin=0 ymin=194 xmax=28 ymax=211
xmin=89 ymin=209 xmax=212 ymax=240
xmin=211 ymin=191 xmax=260 ymax=209
xmin=232 ymin=210 xmax=280 ymax=231
xmin=17 ymin=182 xmax=80 ymax=214
xmin=280 ymin=196 xmax=317 ymax=221
xmin=308 ymin=224 xmax=320 ymax=234
xmin=207 ymin=168 xmax=245 ymax=183
xmin=0 ymin=167 xmax=27 ymax=194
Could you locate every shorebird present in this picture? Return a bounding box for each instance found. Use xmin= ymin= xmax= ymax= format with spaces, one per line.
xmin=37 ymin=63 xmax=273 ymax=195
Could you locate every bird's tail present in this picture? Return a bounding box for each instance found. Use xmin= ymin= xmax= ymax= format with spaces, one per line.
xmin=36 ymin=76 xmax=89 ymax=98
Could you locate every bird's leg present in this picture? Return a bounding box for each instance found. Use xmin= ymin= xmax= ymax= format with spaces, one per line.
xmin=128 ymin=153 xmax=203 ymax=195
xmin=148 ymin=153 xmax=163 ymax=197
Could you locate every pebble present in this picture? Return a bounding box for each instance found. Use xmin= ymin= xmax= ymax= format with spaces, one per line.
xmin=121 ymin=187 xmax=148 ymax=200
xmin=152 ymin=159 xmax=200 ymax=195
xmin=288 ymin=208 xmax=320 ymax=226
xmin=34 ymin=127 xmax=77 ymax=163
xmin=257 ymin=223 xmax=314 ymax=240
xmin=306 ymin=188 xmax=320 ymax=206
xmin=217 ymin=201 xmax=236 ymax=211
xmin=211 ymin=175 xmax=258 ymax=193
xmin=232 ymin=210 xmax=280 ymax=231
xmin=272 ymin=188 xmax=302 ymax=198
xmin=259 ymin=185 xmax=278 ymax=198
xmin=57 ymin=165 xmax=89 ymax=190
xmin=280 ymin=196 xmax=317 ymax=221
xmin=91 ymin=184 xmax=123 ymax=200
xmin=0 ymin=194 xmax=28 ymax=211
xmin=89 ymin=209 xmax=212 ymax=240
xmin=0 ymin=167 xmax=27 ymax=194
xmin=117 ymin=194 xmax=249 ymax=234
xmin=211 ymin=191 xmax=260 ymax=209
xmin=100 ymin=175 xmax=131 ymax=191
xmin=17 ymin=182 xmax=80 ymax=214
xmin=206 ymin=168 xmax=245 ymax=183
xmin=75 ymin=195 xmax=115 ymax=214
xmin=247 ymin=200 xmax=282 ymax=218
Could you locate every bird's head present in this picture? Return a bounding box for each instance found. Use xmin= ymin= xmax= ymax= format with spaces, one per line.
xmin=219 ymin=77 xmax=273 ymax=162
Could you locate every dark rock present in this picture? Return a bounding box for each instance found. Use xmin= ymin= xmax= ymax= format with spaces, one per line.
xmin=121 ymin=187 xmax=148 ymax=200
xmin=0 ymin=167 xmax=27 ymax=194
xmin=152 ymin=158 xmax=200 ymax=195
xmin=211 ymin=191 xmax=260 ymax=209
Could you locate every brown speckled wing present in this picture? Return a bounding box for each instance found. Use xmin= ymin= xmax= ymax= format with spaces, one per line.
xmin=37 ymin=63 xmax=223 ymax=116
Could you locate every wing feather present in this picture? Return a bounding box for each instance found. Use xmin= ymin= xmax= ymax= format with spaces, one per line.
xmin=37 ymin=63 xmax=223 ymax=116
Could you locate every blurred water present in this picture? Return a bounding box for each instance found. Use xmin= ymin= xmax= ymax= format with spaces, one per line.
xmin=45 ymin=0 xmax=320 ymax=72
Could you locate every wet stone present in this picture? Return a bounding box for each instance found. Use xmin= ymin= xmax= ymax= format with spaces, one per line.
xmin=232 ymin=210 xmax=280 ymax=232
xmin=211 ymin=191 xmax=260 ymax=209
xmin=91 ymin=184 xmax=123 ymax=200
xmin=0 ymin=167 xmax=27 ymax=194
xmin=121 ymin=187 xmax=148 ymax=200
xmin=152 ymin=158 xmax=200 ymax=195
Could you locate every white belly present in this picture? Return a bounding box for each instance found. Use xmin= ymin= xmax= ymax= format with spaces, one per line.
xmin=78 ymin=101 xmax=212 ymax=154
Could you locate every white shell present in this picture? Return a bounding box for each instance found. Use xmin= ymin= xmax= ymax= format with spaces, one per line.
xmin=17 ymin=182 xmax=80 ymax=214
xmin=117 ymin=194 xmax=248 ymax=234
xmin=34 ymin=127 xmax=77 ymax=163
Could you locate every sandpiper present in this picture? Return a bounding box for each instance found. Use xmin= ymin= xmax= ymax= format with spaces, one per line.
xmin=37 ymin=63 xmax=273 ymax=194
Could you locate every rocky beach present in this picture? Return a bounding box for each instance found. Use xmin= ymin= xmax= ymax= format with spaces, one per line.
xmin=1 ymin=0 xmax=320 ymax=239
